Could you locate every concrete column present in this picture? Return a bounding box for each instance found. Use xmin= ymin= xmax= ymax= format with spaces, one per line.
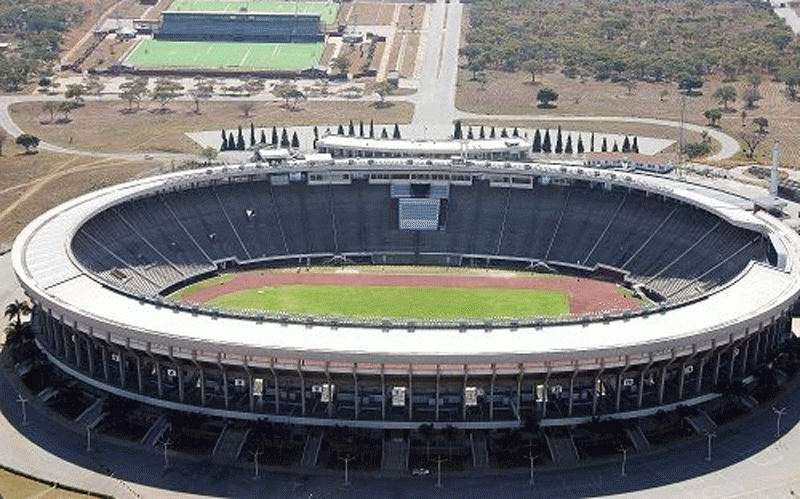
xmin=435 ymin=365 xmax=441 ymax=422
xmin=136 ymin=354 xmax=144 ymax=393
xmin=462 ymin=366 xmax=469 ymax=421
xmin=192 ymin=352 xmax=205 ymax=406
xmin=86 ymin=335 xmax=96 ymax=376
xmin=170 ymin=348 xmax=183 ymax=403
xmin=542 ymin=364 xmax=552 ymax=419
xmin=658 ymin=350 xmax=675 ymax=405
xmin=325 ymin=362 xmax=332 ymax=418
xmin=697 ymin=340 xmax=715 ymax=395
xmin=380 ymin=364 xmax=385 ymax=421
xmin=408 ymin=365 xmax=413 ymax=422
xmin=740 ymin=335 xmax=751 ymax=377
xmin=752 ymin=330 xmax=762 ymax=368
xmin=73 ymin=329 xmax=82 ymax=369
xmin=637 ymin=354 xmax=654 ymax=409
xmin=101 ymin=343 xmax=110 ymax=382
xmin=615 ymin=356 xmax=630 ymax=412
xmin=298 ymin=361 xmax=306 ymax=417
xmin=269 ymin=358 xmax=279 ymax=415
xmin=592 ymin=363 xmax=605 ymax=416
xmin=712 ymin=350 xmax=723 ymax=387
xmin=516 ymin=364 xmax=524 ymax=422
xmin=217 ymin=354 xmax=228 ymax=409
xmin=118 ymin=350 xmax=126 ymax=389
xmin=353 ymin=364 xmax=359 ymax=419
xmin=568 ymin=364 xmax=579 ymax=417
xmin=244 ymin=359 xmax=254 ymax=413
xmin=489 ymin=364 xmax=496 ymax=421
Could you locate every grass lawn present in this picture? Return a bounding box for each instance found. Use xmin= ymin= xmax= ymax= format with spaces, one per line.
xmin=208 ymin=285 xmax=570 ymax=319
xmin=126 ymin=40 xmax=324 ymax=70
xmin=168 ymin=0 xmax=340 ymax=24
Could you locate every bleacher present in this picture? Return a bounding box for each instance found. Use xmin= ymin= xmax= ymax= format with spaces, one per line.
xmin=157 ymin=11 xmax=322 ymax=43
xmin=70 ymin=179 xmax=770 ymax=302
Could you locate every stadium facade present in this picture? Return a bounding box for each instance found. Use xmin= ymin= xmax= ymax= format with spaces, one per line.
xmin=12 ymin=155 xmax=800 ymax=429
xmin=156 ymin=11 xmax=323 ymax=43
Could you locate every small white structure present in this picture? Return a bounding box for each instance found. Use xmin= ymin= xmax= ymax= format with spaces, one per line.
xmin=316 ymin=136 xmax=530 ymax=161
xmin=584 ymin=152 xmax=673 ymax=174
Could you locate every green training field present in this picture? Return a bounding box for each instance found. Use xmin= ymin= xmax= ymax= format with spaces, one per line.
xmin=207 ymin=285 xmax=570 ymax=320
xmin=125 ymin=39 xmax=324 ymax=70
xmin=167 ymin=0 xmax=340 ymax=24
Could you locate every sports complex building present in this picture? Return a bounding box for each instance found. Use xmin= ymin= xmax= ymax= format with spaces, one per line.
xmin=11 ymin=148 xmax=800 ymax=429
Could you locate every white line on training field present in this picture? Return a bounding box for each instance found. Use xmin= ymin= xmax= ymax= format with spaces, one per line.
xmin=240 ymin=46 xmax=252 ymax=67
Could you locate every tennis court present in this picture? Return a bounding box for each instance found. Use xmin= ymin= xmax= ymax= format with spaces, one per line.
xmin=125 ymin=39 xmax=324 ymax=69
xmin=167 ymin=0 xmax=340 ymax=24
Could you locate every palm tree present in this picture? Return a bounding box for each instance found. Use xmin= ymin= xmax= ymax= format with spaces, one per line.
xmin=5 ymin=300 xmax=31 ymax=327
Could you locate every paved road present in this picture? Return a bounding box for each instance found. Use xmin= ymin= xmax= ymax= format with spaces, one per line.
xmin=771 ymin=0 xmax=800 ymax=35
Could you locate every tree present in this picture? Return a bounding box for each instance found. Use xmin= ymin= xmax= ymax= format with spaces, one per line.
xmin=601 ymin=137 xmax=608 ymax=152
xmin=577 ymin=135 xmax=585 ymax=154
xmin=280 ymin=129 xmax=290 ymax=147
xmin=467 ymin=127 xmax=474 ymax=139
xmin=678 ymin=74 xmax=703 ymax=94
xmin=753 ymin=117 xmax=769 ymax=134
xmin=82 ymin=75 xmax=104 ymax=96
xmin=42 ymin=101 xmax=58 ymax=122
xmin=381 ymin=127 xmax=389 ymax=139
xmin=372 ymin=80 xmax=393 ymax=106
xmin=621 ymin=80 xmax=637 ymax=95
xmin=243 ymin=78 xmax=265 ymax=96
xmin=260 ymin=129 xmax=267 ymax=144
xmin=359 ymin=120 xmax=365 ymax=137
xmin=5 ymin=300 xmax=30 ymax=327
xmin=287 ymin=88 xmax=306 ymax=110
xmin=151 ymin=78 xmax=183 ymax=111
xmin=500 ymin=128 xmax=508 ymax=138
xmin=659 ymin=89 xmax=669 ymax=102
xmin=336 ymin=124 xmax=344 ymax=136
xmin=454 ymin=120 xmax=463 ymax=139
xmin=631 ymin=136 xmax=639 ymax=153
xmin=189 ymin=81 xmax=213 ymax=114
xmin=682 ymin=141 xmax=711 ymax=159
xmin=522 ymin=58 xmax=543 ymax=84
xmin=272 ymin=127 xmax=279 ymax=145
xmin=291 ymin=131 xmax=300 ymax=149
xmin=393 ymin=124 xmax=401 ymax=139
xmin=746 ymin=73 xmax=762 ymax=89
xmin=479 ymin=125 xmax=485 ymax=139
xmin=199 ymin=146 xmax=218 ymax=164
xmin=16 ymin=134 xmax=39 ymax=153
xmin=331 ymin=56 xmax=351 ymax=76
xmin=64 ymin=83 xmax=84 ymax=103
xmin=220 ymin=129 xmax=228 ymax=151
xmin=740 ymin=131 xmax=764 ymax=159
xmin=590 ymin=133 xmax=595 ymax=152
xmin=542 ymin=129 xmax=552 ymax=153
xmin=622 ymin=136 xmax=631 ymax=153
xmin=119 ymin=77 xmax=148 ymax=112
xmin=565 ymin=135 xmax=573 ymax=154
xmin=368 ymin=120 xmax=374 ymax=139
xmin=238 ymin=102 xmax=257 ymax=118
xmin=58 ymin=100 xmax=79 ymax=121
xmin=742 ymin=87 xmax=762 ymax=109
xmin=779 ymin=67 xmax=800 ymax=100
xmin=532 ymin=129 xmax=541 ymax=153
xmin=703 ymin=108 xmax=722 ymax=127
xmin=713 ymin=85 xmax=737 ymax=111
xmin=554 ymin=126 xmax=563 ymax=153
xmin=250 ymin=123 xmax=256 ymax=147
xmin=237 ymin=126 xmax=245 ymax=150
xmin=348 ymin=120 xmax=355 ymax=136
xmin=490 ymin=126 xmax=496 ymax=139
xmin=537 ymin=87 xmax=558 ymax=108
xmin=612 ymin=141 xmax=619 ymax=152
xmin=229 ymin=132 xmax=235 ymax=149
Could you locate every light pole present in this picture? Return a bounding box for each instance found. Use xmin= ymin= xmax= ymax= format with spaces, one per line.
xmin=86 ymin=424 xmax=92 ymax=452
xmin=250 ymin=449 xmax=262 ymax=480
xmin=619 ymin=446 xmax=628 ymax=477
xmin=705 ymin=431 xmax=716 ymax=462
xmin=16 ymin=394 xmax=28 ymax=426
xmin=773 ymin=407 xmax=787 ymax=438
xmin=434 ymin=455 xmax=446 ymax=489
xmin=340 ymin=455 xmax=354 ymax=486
xmin=526 ymin=453 xmax=535 ymax=485
xmin=162 ymin=440 xmax=171 ymax=470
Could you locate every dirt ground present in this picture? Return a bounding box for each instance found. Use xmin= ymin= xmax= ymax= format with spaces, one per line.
xmin=180 ymin=269 xmax=643 ymax=315
xmin=456 ymin=69 xmax=800 ymax=167
xmin=0 ymin=148 xmax=157 ymax=246
xmin=10 ymin=100 xmax=414 ymax=154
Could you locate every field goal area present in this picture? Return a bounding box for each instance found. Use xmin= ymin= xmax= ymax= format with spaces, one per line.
xmin=125 ymin=40 xmax=324 ymax=70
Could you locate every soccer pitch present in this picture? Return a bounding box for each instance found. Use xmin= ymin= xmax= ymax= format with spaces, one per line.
xmin=168 ymin=0 xmax=340 ymax=24
xmin=125 ymin=39 xmax=324 ymax=70
xmin=207 ymin=285 xmax=570 ymax=320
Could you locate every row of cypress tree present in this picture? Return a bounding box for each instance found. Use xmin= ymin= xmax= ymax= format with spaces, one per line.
xmin=453 ymin=121 xmax=521 ymax=140
xmin=531 ymin=126 xmax=639 ymax=154
xmin=220 ymin=123 xmax=302 ymax=151
xmin=333 ymin=120 xmax=402 ymax=140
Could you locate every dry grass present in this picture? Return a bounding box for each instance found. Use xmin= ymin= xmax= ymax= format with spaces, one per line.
xmin=456 ymin=69 xmax=800 ymax=167
xmin=10 ymin=100 xmax=414 ymax=154
xmin=0 ymin=468 xmax=104 ymax=499
xmin=0 ymin=144 xmax=156 ymax=245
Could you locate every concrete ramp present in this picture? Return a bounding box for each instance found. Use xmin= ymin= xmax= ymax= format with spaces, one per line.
xmin=544 ymin=429 xmax=579 ymax=464
xmin=212 ymin=425 xmax=250 ymax=464
xmin=300 ymin=428 xmax=324 ymax=467
xmin=626 ymin=425 xmax=650 ymax=451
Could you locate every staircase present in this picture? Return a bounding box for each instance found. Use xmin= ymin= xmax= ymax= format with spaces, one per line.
xmin=212 ymin=424 xmax=250 ymax=464
xmin=544 ymin=429 xmax=579 ymax=464
xmin=300 ymin=428 xmax=324 ymax=467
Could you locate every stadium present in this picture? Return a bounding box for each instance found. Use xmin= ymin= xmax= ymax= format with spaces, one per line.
xmin=11 ymin=153 xmax=800 ymax=431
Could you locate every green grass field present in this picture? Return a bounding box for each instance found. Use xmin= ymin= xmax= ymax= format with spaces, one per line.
xmin=167 ymin=0 xmax=340 ymax=24
xmin=207 ymin=285 xmax=570 ymax=320
xmin=125 ymin=39 xmax=324 ymax=69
